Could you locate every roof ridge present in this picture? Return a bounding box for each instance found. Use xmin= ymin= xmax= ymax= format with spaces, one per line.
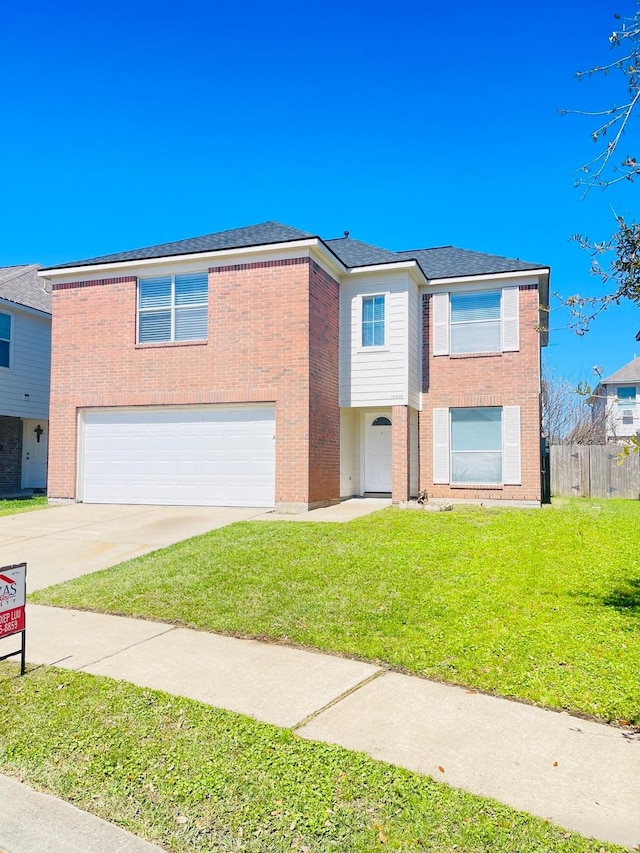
xmin=325 ymin=236 xmax=398 ymax=256
xmin=43 ymin=222 xmax=317 ymax=271
xmin=0 ymin=263 xmax=41 ymax=285
xmin=395 ymin=245 xmax=453 ymax=253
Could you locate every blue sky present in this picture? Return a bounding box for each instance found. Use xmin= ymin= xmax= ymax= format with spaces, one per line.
xmin=2 ymin=0 xmax=639 ymax=383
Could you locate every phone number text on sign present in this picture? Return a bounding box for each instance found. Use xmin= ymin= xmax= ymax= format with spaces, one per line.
xmin=0 ymin=564 xmax=26 ymax=639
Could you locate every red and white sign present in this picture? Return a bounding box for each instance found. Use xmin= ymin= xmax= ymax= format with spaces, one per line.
xmin=0 ymin=563 xmax=26 ymax=639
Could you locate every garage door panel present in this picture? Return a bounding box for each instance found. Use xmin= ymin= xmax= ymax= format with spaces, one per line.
xmin=81 ymin=405 xmax=275 ymax=507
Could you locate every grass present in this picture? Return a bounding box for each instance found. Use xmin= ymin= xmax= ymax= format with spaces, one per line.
xmin=0 ymin=494 xmax=48 ymax=516
xmin=31 ymin=499 xmax=640 ymax=724
xmin=0 ymin=663 xmax=624 ymax=853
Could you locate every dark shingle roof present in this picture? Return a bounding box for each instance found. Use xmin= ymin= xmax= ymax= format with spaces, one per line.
xmin=0 ymin=264 xmax=51 ymax=314
xmin=42 ymin=220 xmax=549 ymax=281
xmin=603 ymin=357 xmax=640 ymax=384
xmin=42 ymin=221 xmax=315 ymax=270
xmin=325 ymin=237 xmax=401 ymax=268
xmin=393 ymin=246 xmax=547 ymax=279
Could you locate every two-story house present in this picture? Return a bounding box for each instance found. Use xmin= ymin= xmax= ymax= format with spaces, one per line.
xmin=39 ymin=222 xmax=549 ymax=510
xmin=589 ymin=357 xmax=640 ymax=442
xmin=0 ymin=264 xmax=51 ymax=494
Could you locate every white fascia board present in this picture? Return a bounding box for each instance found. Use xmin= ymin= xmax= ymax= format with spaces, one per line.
xmin=0 ymin=297 xmax=51 ymax=319
xmin=309 ymin=243 xmax=347 ymax=279
xmin=426 ymin=268 xmax=549 ymax=287
xmin=344 ymin=261 xmax=427 ymax=287
xmin=38 ymin=239 xmax=325 ymax=281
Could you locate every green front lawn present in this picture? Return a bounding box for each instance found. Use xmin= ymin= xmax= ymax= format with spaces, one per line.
xmin=32 ymin=500 xmax=640 ymax=724
xmin=0 ymin=495 xmax=48 ymax=516
xmin=0 ymin=663 xmax=623 ymax=853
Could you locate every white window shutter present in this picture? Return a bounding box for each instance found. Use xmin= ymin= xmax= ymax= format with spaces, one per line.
xmin=502 ymin=406 xmax=521 ymax=484
xmin=501 ymin=286 xmax=519 ymax=352
xmin=433 ymin=408 xmax=450 ymax=483
xmin=432 ymin=292 xmax=449 ymax=355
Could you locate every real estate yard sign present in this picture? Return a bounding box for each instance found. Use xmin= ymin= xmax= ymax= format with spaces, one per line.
xmin=0 ymin=563 xmax=26 ymax=675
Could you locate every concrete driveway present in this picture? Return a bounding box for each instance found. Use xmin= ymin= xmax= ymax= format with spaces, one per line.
xmin=0 ymin=503 xmax=263 ymax=591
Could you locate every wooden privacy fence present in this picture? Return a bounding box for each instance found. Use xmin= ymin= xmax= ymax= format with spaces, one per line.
xmin=550 ymin=444 xmax=640 ymax=499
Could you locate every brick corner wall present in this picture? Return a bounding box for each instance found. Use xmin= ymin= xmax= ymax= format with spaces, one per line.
xmin=0 ymin=416 xmax=22 ymax=493
xmin=421 ymin=285 xmax=543 ymax=503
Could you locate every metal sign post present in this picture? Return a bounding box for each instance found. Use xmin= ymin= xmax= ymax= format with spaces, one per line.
xmin=0 ymin=563 xmax=27 ymax=675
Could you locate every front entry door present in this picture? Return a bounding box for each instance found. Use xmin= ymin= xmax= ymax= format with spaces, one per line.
xmin=21 ymin=419 xmax=48 ymax=489
xmin=364 ymin=414 xmax=392 ymax=493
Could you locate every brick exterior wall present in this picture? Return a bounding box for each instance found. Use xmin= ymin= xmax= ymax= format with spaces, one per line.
xmin=0 ymin=416 xmax=22 ymax=493
xmin=420 ymin=285 xmax=542 ymax=502
xmin=391 ymin=404 xmax=411 ymax=503
xmin=48 ymin=259 xmax=341 ymax=509
xmin=308 ymin=261 xmax=340 ymax=506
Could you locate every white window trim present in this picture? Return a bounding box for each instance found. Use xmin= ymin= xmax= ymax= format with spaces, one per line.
xmin=357 ymin=292 xmax=390 ymax=352
xmin=432 ymin=405 xmax=521 ymax=486
xmin=450 ymin=291 xmax=501 ymax=356
xmin=616 ymin=386 xmax=636 ymax=406
xmin=450 ymin=406 xmax=503 ymax=486
xmin=0 ymin=310 xmax=12 ymax=371
xmin=137 ymin=273 xmax=208 ymax=345
xmin=432 ymin=286 xmax=519 ymax=356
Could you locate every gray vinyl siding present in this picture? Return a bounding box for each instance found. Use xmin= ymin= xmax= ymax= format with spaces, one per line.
xmin=0 ymin=308 xmax=50 ymax=419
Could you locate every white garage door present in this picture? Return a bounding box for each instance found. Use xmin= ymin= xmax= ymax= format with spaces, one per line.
xmin=80 ymin=405 xmax=275 ymax=507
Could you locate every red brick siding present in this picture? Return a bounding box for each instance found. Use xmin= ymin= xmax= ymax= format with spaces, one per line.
xmin=391 ymin=404 xmax=411 ymax=502
xmin=420 ymin=285 xmax=542 ymax=502
xmin=308 ymin=261 xmax=340 ymax=505
xmin=48 ymin=259 xmax=341 ymax=507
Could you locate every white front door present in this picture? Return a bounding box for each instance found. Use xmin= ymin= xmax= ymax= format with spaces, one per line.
xmin=364 ymin=413 xmax=392 ymax=492
xmin=21 ymin=419 xmax=48 ymax=489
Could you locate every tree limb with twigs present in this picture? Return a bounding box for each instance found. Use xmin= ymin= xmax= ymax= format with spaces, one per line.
xmin=555 ymin=8 xmax=640 ymax=335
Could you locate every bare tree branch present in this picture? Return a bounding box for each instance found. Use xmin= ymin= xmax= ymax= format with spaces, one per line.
xmin=560 ymin=10 xmax=640 ymax=195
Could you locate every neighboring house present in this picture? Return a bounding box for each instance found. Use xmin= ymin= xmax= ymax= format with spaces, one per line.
xmin=39 ymin=222 xmax=549 ymax=510
xmin=0 ymin=264 xmax=51 ymax=494
xmin=589 ymin=357 xmax=640 ymax=442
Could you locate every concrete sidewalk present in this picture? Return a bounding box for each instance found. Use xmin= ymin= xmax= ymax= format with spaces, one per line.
xmin=0 ymin=773 xmax=164 ymax=853
xmin=15 ymin=602 xmax=640 ymax=850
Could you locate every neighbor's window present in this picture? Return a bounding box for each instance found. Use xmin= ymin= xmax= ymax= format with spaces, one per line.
xmin=138 ymin=272 xmax=208 ymax=344
xmin=0 ymin=312 xmax=10 ymax=368
xmin=617 ymin=386 xmax=636 ymax=406
xmin=362 ymin=295 xmax=385 ymax=347
xmin=451 ymin=407 xmax=502 ymax=484
xmin=450 ymin=290 xmax=501 ymax=354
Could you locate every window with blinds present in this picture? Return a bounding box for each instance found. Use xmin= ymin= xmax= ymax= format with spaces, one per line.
xmin=362 ymin=295 xmax=385 ymax=347
xmin=450 ymin=290 xmax=501 ymax=354
xmin=433 ymin=405 xmax=521 ymax=486
xmin=450 ymin=407 xmax=502 ymax=484
xmin=138 ymin=272 xmax=208 ymax=344
xmin=0 ymin=312 xmax=11 ymax=368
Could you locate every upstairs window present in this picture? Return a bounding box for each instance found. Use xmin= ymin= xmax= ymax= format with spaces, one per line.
xmin=450 ymin=291 xmax=501 ymax=354
xmin=0 ymin=312 xmax=10 ymax=368
xmin=617 ymin=386 xmax=636 ymax=406
xmin=432 ymin=287 xmax=519 ymax=356
xmin=138 ymin=272 xmax=208 ymax=344
xmin=362 ymin=295 xmax=385 ymax=347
